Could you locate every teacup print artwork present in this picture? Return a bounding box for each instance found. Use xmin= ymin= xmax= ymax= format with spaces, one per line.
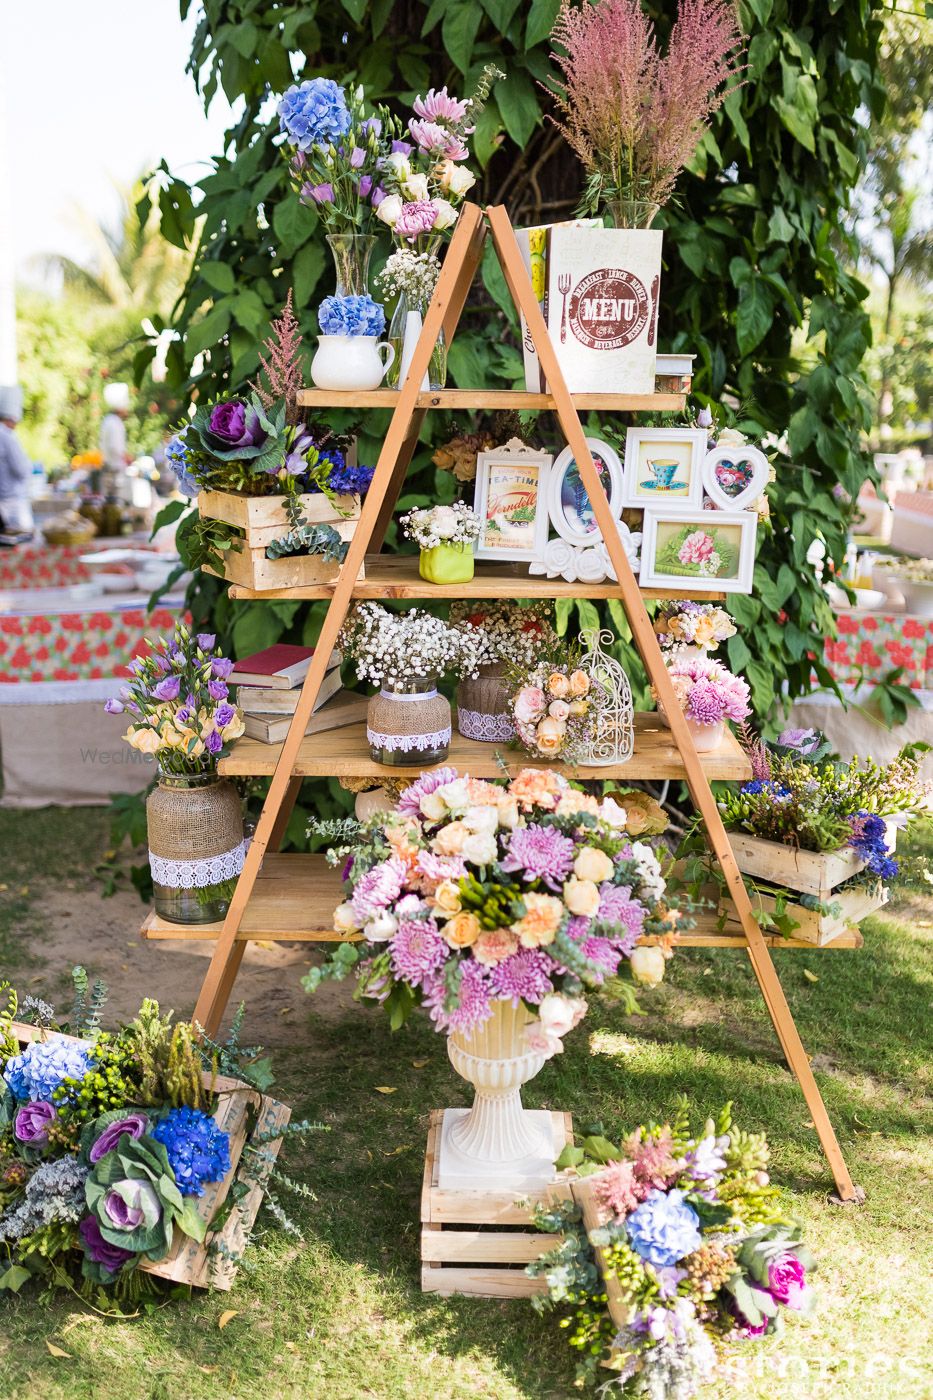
xmin=547 ymin=438 xmax=623 ymax=546
xmin=622 ymin=428 xmax=706 ymax=510
xmin=639 ymin=508 xmax=757 ymax=595
xmin=702 ymin=443 xmax=770 ymax=511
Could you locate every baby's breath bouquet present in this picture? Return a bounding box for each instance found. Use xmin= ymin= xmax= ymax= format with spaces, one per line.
xmin=400 ymin=502 xmax=480 ymax=550
xmin=338 ymin=602 xmax=483 ymax=688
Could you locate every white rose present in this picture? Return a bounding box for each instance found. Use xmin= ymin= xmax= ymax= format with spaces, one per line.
xmin=436 ymin=777 xmax=470 ymax=812
xmin=539 ymin=993 xmax=587 ymax=1038
xmin=631 ymin=841 xmax=665 ymax=899
xmin=716 ymin=427 xmax=748 ymax=448
xmin=333 ymin=901 xmax=357 ymax=934
xmin=420 ymin=790 xmax=448 ymax=822
xmin=461 ymin=830 xmax=498 ymax=866
xmin=630 ymin=945 xmax=666 ymax=988
xmin=524 ymin=1020 xmax=563 ymax=1059
xmin=375 ymin=193 xmax=403 ymax=228
xmin=573 ymin=846 xmax=614 ymax=883
xmin=431 ymin=506 xmax=459 ymax=539
xmin=548 ymin=699 xmax=571 ymax=721
xmin=599 ymin=796 xmax=629 ymax=829
xmin=496 ymin=795 xmax=520 ymax=829
xmin=402 ymin=172 xmax=430 ymax=202
xmin=464 ymin=805 xmax=498 ymax=834
xmin=433 ymin=820 xmax=468 ymax=856
xmin=563 ymin=876 xmax=601 ymax=918
xmin=383 ymin=153 xmax=411 ymax=181
xmin=431 ymin=197 xmax=458 ymax=230
xmin=364 ymin=910 xmax=398 ymax=942
xmin=445 ymin=163 xmax=476 ymax=197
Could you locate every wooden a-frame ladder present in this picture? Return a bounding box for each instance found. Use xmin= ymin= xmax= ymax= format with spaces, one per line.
xmin=189 ymin=202 xmax=860 ymax=1203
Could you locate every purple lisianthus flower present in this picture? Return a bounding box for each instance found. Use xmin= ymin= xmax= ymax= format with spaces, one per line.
xmin=302 ymin=181 xmax=335 ymax=205
xmin=207 ymin=679 xmax=228 ymax=701
xmin=359 ymin=175 xmax=373 ymax=199
xmin=212 ymin=657 xmax=234 ymax=680
xmin=14 ymin=1100 xmax=56 ymax=1144
xmin=205 ymin=729 xmax=223 ymax=755
xmin=88 ymin=1112 xmax=150 ymax=1164
xmin=361 ymin=116 xmax=382 ymax=138
xmin=196 ymin=632 xmax=216 ymax=651
xmin=777 ymin=726 xmax=820 ymax=754
xmin=78 ymin=1216 xmax=135 ymax=1273
xmin=349 ymin=146 xmax=366 ymax=168
xmin=104 ymin=697 xmax=124 ymax=715
xmin=152 ymin=674 xmax=181 ymax=702
xmin=215 ymin=702 xmax=236 ymax=729
xmin=390 ymin=139 xmax=414 ymax=155
xmin=767 ymin=1253 xmax=809 ymax=1309
xmin=370 ymin=185 xmax=387 ymax=207
xmin=685 ymin=1134 xmax=728 ymax=1182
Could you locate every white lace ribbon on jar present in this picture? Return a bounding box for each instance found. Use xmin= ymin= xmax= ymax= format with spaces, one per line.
xmin=366 ymin=726 xmax=452 ymax=753
xmin=457 ymin=707 xmax=515 ymax=743
xmin=149 ymin=838 xmax=249 ymax=889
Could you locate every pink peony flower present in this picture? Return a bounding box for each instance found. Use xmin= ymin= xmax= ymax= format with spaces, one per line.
xmin=514 ymin=686 xmax=547 ymax=725
xmin=678 ymin=530 xmax=716 ymax=566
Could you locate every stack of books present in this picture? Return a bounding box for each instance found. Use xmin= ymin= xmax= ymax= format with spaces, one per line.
xmin=230 ymin=644 xmax=368 ymax=744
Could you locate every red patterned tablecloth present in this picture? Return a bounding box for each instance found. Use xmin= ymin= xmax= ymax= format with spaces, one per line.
xmin=824 ymin=610 xmax=933 ymax=690
xmin=0 ymin=604 xmax=185 ymax=684
xmin=0 ymin=543 xmax=96 ymax=589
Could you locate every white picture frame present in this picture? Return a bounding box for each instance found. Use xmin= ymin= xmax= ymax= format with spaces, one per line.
xmin=621 ymin=427 xmax=707 ymax=511
xmin=473 ymin=438 xmax=552 ymax=563
xmin=547 ymin=437 xmax=623 ymax=547
xmin=639 ymin=508 xmax=757 ymax=594
xmin=702 ymin=442 xmax=770 ymax=511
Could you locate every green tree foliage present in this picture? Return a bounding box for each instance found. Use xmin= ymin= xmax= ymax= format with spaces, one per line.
xmin=156 ymin=0 xmax=885 ymax=726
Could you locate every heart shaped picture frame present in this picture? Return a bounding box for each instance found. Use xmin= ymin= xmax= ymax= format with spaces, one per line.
xmin=702 ymin=443 xmax=769 ymax=511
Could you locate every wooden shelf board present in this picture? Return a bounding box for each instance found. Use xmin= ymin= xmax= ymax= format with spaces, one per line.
xmin=296 ymin=389 xmax=686 ymax=412
xmin=140 ymin=856 xmax=863 ymax=949
xmin=216 ymin=714 xmax=753 ymax=782
xmin=224 ymin=554 xmax=727 ymax=603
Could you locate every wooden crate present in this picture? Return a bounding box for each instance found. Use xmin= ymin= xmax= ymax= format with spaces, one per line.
xmin=420 ymin=1108 xmax=573 ymax=1299
xmin=722 ymin=880 xmax=888 ymax=946
xmin=10 ymin=1022 xmax=290 ymax=1291
xmin=728 ymin=822 xmax=897 ymax=899
xmin=204 ymin=534 xmax=364 ymax=592
xmin=198 ymin=488 xmax=360 ymax=548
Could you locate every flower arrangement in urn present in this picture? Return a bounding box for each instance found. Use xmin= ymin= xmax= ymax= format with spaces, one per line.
xmin=450 ymin=601 xmax=559 ymax=743
xmin=400 ymin=502 xmax=481 ymax=583
xmin=0 ymin=973 xmax=315 ymax=1304
xmin=105 ymin=623 xmax=246 ymax=923
xmin=529 ymin=1099 xmax=815 ymax=1398
xmin=653 ymin=655 xmax=750 ymax=752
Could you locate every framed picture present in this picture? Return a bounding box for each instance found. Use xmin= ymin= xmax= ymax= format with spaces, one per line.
xmin=639 ymin=509 xmax=757 ymax=594
xmin=702 ymin=442 xmax=770 ymax=511
xmin=621 ymin=427 xmax=707 ymax=510
xmin=547 ymin=437 xmax=623 ymax=547
xmin=473 ymin=438 xmax=552 ymax=563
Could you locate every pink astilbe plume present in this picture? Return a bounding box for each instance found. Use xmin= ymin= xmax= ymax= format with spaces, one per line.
xmin=548 ymin=0 xmax=746 ymax=213
xmin=251 ymin=288 xmax=305 ymax=423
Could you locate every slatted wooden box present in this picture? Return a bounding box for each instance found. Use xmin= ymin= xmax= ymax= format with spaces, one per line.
xmin=11 ymin=1022 xmax=290 ymax=1290
xmin=727 ymin=822 xmax=898 ymax=900
xmin=199 ymin=488 xmax=363 ymax=592
xmin=420 ymin=1108 xmax=573 ymax=1299
xmin=721 ymin=880 xmax=888 ymax=947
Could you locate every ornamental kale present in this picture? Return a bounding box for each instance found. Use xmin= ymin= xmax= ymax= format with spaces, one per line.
xmin=150 ymin=1106 xmax=231 ymax=1196
xmin=4 ymin=1039 xmax=92 ymax=1103
xmin=318 ymin=294 xmax=386 ymax=338
xmin=84 ymin=1132 xmax=206 ymax=1266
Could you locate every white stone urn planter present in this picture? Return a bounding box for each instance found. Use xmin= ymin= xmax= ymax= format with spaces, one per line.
xmin=437 ymin=999 xmax=561 ymax=1190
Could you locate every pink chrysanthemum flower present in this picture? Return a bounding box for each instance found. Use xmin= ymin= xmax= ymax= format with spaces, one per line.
xmin=488 ymin=948 xmax=554 ymax=1005
xmin=578 ymin=937 xmax=620 ymax=980
xmin=502 ymin=824 xmax=575 ymax=890
xmin=685 ymin=678 xmax=726 ymax=725
xmin=350 ymin=857 xmax=406 ymax=925
xmin=413 ymin=87 xmax=471 ymax=124
xmin=423 ymin=958 xmax=493 ymax=1033
xmin=396 ymin=767 xmax=459 ymax=817
xmin=415 ymin=851 xmax=466 ymax=891
xmin=389 ymin=918 xmax=447 ymax=986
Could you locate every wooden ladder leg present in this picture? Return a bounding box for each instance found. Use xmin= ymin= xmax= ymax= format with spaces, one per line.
xmin=487 ymin=204 xmax=858 ymax=1202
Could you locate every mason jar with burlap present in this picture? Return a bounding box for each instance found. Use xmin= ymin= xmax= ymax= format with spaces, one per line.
xmin=456 ymin=661 xmax=515 ymax=744
xmin=146 ymin=773 xmax=246 ymax=924
xmin=367 ymin=678 xmax=451 ymax=766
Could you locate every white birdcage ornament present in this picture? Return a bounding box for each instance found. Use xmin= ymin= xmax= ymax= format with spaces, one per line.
xmin=577 ymin=627 xmax=634 ymax=766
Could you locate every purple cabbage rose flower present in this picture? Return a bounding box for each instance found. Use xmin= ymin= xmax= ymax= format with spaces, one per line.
xmin=767 ymin=1253 xmax=809 ymax=1309
xmin=105 ymin=1189 xmax=145 ymax=1230
xmin=14 ymin=1100 xmax=56 ymax=1144
xmin=88 ymin=1111 xmax=150 ymax=1164
xmin=103 ymin=1179 xmax=162 ymax=1232
xmin=78 ymin=1216 xmax=135 ymax=1273
xmin=207 ymin=401 xmax=265 ymax=449
xmin=152 ymin=674 xmax=181 ymax=702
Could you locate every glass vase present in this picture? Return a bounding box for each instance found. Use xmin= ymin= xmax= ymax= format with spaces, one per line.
xmin=606 ymin=199 xmax=660 ymax=230
xmin=385 ymin=288 xmax=447 ymax=390
xmin=366 ymin=675 xmax=452 ymax=766
xmin=146 ymin=770 xmax=246 ymax=924
xmin=326 ymin=232 xmax=376 ymax=296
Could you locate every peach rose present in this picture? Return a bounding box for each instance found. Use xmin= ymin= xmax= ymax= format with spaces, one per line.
xmin=514 ymin=686 xmax=547 ymax=725
xmin=573 ymin=846 xmax=614 ymax=883
xmin=556 ymin=792 xmax=600 ymax=819
xmin=432 ymin=879 xmax=462 ymax=918
xmin=547 ymin=672 xmax=570 ymax=699
xmin=333 ymin=901 xmax=358 ymax=933
xmin=548 ymin=699 xmax=570 ymax=721
xmin=512 ymin=892 xmax=563 ymax=948
xmin=524 ymin=1020 xmax=563 ymax=1058
xmin=220 ymin=711 xmax=245 ymax=741
xmin=496 ymin=794 xmax=520 ymax=829
xmin=433 ymin=820 xmax=468 ymax=856
xmin=563 ymin=877 xmax=601 ymax=918
xmin=630 ymin=945 xmax=666 ymax=987
xmin=535 ymin=717 xmax=566 ymax=756
xmin=539 ymin=992 xmax=588 ymax=1037
xmin=444 ymin=911 xmax=481 ymax=948
xmin=472 ymin=928 xmax=519 ymax=965
xmin=509 ymin=768 xmax=566 ymax=809
xmin=569 ymin=670 xmax=590 ymax=696
xmin=419 ymin=790 xmax=448 ymax=822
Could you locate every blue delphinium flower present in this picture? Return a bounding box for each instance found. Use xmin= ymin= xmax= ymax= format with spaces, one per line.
xmin=151 ymin=1106 xmax=231 ymax=1197
xmin=4 ymin=1038 xmax=92 ymax=1103
xmin=278 ymin=78 xmax=350 ymax=151
xmin=625 ymin=1188 xmax=702 ymax=1268
xmin=326 ymin=461 xmax=376 ymax=496
xmin=740 ymin=778 xmax=790 ymax=799
xmin=318 ymin=294 xmax=386 ymax=338
xmin=848 ymin=810 xmax=899 ymax=879
xmin=165 ymin=432 xmax=200 ymax=500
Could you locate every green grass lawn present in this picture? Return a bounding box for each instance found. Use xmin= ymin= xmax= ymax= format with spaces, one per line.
xmin=0 ymin=808 xmax=930 ymax=1400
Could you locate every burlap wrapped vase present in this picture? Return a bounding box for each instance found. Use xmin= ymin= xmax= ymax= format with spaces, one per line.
xmin=367 ymin=678 xmax=451 ymax=766
xmin=146 ymin=773 xmax=246 ymax=924
xmin=456 ymin=661 xmax=515 ymax=744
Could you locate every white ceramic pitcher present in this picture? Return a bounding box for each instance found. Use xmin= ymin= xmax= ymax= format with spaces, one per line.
xmin=310 ymin=334 xmax=395 ymax=392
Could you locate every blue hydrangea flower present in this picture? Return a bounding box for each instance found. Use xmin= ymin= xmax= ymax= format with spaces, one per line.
xmin=150 ymin=1106 xmax=231 ymax=1197
xmin=278 ymin=78 xmax=350 ymax=151
xmin=164 ymin=432 xmax=200 ymax=500
xmin=4 ymin=1038 xmax=92 ymax=1102
xmin=625 ymin=1188 xmax=702 ymax=1268
xmin=318 ymin=295 xmax=386 ymax=338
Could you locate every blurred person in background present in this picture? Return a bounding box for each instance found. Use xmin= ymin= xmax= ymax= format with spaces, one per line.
xmin=0 ymin=384 xmax=34 ymax=533
xmin=98 ymin=381 xmax=132 ymax=495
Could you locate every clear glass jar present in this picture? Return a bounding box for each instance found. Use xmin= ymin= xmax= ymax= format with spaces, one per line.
xmin=386 ymin=288 xmax=447 ymax=390
xmin=147 ymin=771 xmax=244 ymax=924
xmin=606 ymin=199 xmax=660 ymax=230
xmin=326 ymin=232 xmax=376 ymax=296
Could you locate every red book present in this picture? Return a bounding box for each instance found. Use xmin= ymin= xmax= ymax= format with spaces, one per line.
xmin=230 ymin=644 xmax=341 ymax=689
